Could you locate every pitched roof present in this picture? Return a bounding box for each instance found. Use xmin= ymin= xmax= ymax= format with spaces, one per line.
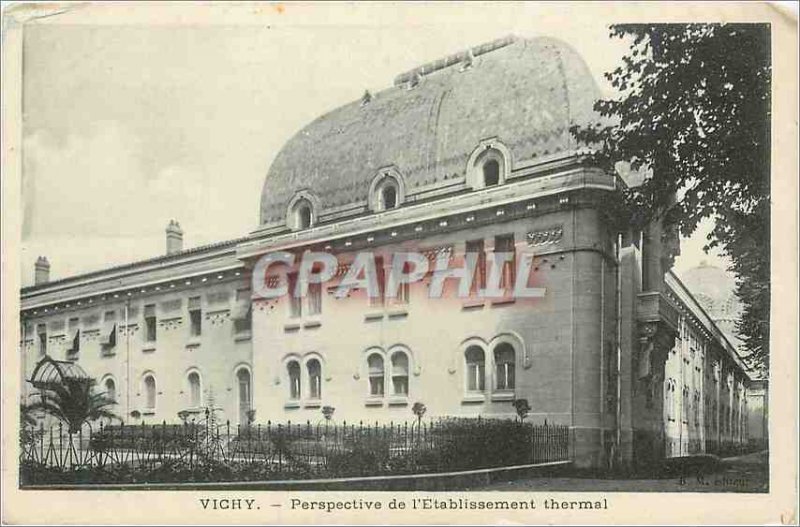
xmin=260 ymin=35 xmax=601 ymax=225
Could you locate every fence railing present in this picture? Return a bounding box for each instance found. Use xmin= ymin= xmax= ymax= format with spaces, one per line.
xmin=20 ymin=417 xmax=571 ymax=485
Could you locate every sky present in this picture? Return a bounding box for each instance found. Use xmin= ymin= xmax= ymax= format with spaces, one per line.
xmin=18 ymin=3 xmax=731 ymax=287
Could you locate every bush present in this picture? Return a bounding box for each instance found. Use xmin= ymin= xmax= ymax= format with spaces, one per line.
xmin=327 ymin=434 xmax=391 ymax=477
xmin=427 ymin=418 xmax=535 ymax=470
xmin=21 ymin=417 xmax=568 ymax=485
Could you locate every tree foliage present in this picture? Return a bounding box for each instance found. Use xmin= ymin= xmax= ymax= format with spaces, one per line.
xmin=26 ymin=378 xmax=120 ymax=433
xmin=572 ymin=24 xmax=770 ymax=373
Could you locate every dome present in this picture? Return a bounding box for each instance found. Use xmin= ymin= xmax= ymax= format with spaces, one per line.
xmin=680 ymin=261 xmax=741 ymax=319
xmin=260 ymin=35 xmax=602 ymax=226
xmin=680 ymin=261 xmax=743 ymax=349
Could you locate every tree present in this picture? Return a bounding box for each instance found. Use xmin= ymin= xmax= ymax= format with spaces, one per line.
xmin=512 ymin=398 xmax=531 ymax=422
xmin=27 ymin=378 xmax=120 ymax=433
xmin=572 ymin=24 xmax=770 ymax=373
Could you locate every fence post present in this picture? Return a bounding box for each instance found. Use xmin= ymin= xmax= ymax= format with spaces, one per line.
xmin=277 ymin=423 xmax=283 ymax=472
xmin=39 ymin=422 xmax=44 ymax=464
xmin=78 ymin=426 xmax=83 ymax=467
xmin=266 ymin=421 xmax=272 ymax=463
xmin=58 ymin=422 xmax=64 ymax=469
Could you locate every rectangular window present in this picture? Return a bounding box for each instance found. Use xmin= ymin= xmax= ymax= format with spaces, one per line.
xmin=144 ymin=304 xmax=157 ymax=342
xmin=308 ymin=361 xmax=322 ymax=400
xmin=369 ymin=257 xmax=386 ymax=307
xmin=233 ymin=307 xmax=252 ymax=333
xmin=393 ymin=375 xmax=409 ymax=396
xmin=391 ymin=352 xmax=410 ymax=396
xmin=307 ymin=281 xmax=322 ymax=316
xmin=665 ymin=383 xmax=672 ymax=421
xmin=369 ymin=375 xmax=384 ymax=396
xmin=37 ymin=324 xmax=47 ymax=356
xmin=288 ymin=273 xmax=302 ymax=318
xmin=393 ymin=261 xmax=411 ymax=305
xmin=188 ymin=296 xmax=202 ymax=336
xmin=465 ymin=239 xmax=486 ymax=295
xmin=234 ymin=289 xmax=252 ymax=333
xmin=288 ymin=362 xmax=301 ymax=400
xmin=495 ymin=362 xmax=515 ymax=390
xmin=467 ymin=363 xmax=485 ymax=391
xmin=67 ymin=318 xmax=80 ymax=356
xmin=494 ymin=234 xmax=516 ymax=290
xmin=235 ymin=288 xmax=250 ymax=302
xmin=368 ymin=354 xmax=385 ymax=396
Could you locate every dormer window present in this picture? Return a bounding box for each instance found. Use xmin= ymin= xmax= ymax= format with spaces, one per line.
xmin=466 ymin=141 xmax=510 ymax=190
xmin=296 ymin=202 xmax=312 ymax=229
xmin=369 ymin=169 xmax=405 ymax=212
xmin=483 ymin=159 xmax=500 ymax=187
xmin=286 ymin=194 xmax=317 ymax=231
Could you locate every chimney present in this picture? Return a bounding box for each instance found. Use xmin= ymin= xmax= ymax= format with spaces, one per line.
xmin=166 ymin=220 xmax=184 ymax=255
xmin=34 ymin=256 xmax=50 ymax=285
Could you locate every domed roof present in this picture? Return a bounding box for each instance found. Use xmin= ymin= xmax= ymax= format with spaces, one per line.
xmin=680 ymin=261 xmax=741 ymax=319
xmin=260 ymin=36 xmax=602 ymax=225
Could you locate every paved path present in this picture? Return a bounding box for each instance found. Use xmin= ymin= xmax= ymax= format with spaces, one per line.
xmin=468 ymin=451 xmax=768 ymax=493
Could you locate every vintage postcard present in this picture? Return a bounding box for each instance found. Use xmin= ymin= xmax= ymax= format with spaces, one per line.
xmin=1 ymin=1 xmax=797 ymax=525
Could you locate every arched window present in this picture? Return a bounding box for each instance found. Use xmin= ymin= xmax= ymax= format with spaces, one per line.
xmin=143 ymin=374 xmax=156 ymax=409
xmin=236 ymin=368 xmax=251 ymax=425
xmin=465 ymin=346 xmax=485 ymax=392
xmin=307 ymin=359 xmax=322 ymax=400
xmin=104 ymin=378 xmax=116 ymax=403
xmin=368 ymin=354 xmax=385 ymax=396
xmin=483 ymin=159 xmax=500 ymax=187
xmin=391 ymin=351 xmax=409 ymax=396
xmin=296 ymin=202 xmax=312 ymax=230
xmin=287 ymin=360 xmax=301 ymax=400
xmin=493 ymin=343 xmax=515 ymax=391
xmin=369 ymin=171 xmax=405 ymax=212
xmin=188 ymin=371 xmax=201 ymax=407
xmin=381 ymin=184 xmax=398 ymax=210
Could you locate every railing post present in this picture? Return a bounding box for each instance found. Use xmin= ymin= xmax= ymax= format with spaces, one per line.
xmin=277 ymin=423 xmax=283 ymax=472
xmin=39 ymin=422 xmax=44 ymax=465
xmin=58 ymin=422 xmax=64 ymax=469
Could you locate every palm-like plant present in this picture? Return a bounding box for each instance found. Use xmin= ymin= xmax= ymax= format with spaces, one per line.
xmin=26 ymin=378 xmax=120 ymax=433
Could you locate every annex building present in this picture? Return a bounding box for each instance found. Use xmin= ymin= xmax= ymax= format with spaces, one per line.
xmin=20 ymin=36 xmax=757 ymax=469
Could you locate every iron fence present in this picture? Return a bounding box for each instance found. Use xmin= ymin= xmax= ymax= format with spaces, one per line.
xmin=20 ymin=417 xmax=570 ymax=485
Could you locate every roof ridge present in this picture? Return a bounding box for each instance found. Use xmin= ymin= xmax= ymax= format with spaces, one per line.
xmin=393 ymin=35 xmax=518 ymax=87
xmin=22 ymin=236 xmax=249 ymax=293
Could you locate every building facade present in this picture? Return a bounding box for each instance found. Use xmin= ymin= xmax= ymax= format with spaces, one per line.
xmin=20 ymin=36 xmax=755 ymax=469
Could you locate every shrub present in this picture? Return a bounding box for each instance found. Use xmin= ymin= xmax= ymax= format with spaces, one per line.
xmin=327 ymin=433 xmax=391 ymax=477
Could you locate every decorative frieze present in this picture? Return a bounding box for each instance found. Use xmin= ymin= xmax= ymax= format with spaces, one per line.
xmin=119 ymin=324 xmax=140 ymax=337
xmin=527 ymin=226 xmax=563 ymax=246
xmin=254 ymin=298 xmax=279 ymax=312
xmin=82 ymin=328 xmax=101 ymax=341
xmin=205 ymin=309 xmax=231 ymax=325
xmin=158 ymin=316 xmax=184 ymax=331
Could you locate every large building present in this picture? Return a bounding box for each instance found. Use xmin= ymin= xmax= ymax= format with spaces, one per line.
xmin=20 ymin=36 xmax=756 ymax=469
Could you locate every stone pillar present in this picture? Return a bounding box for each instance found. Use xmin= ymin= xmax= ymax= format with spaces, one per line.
xmin=631 ymin=319 xmax=676 ymax=470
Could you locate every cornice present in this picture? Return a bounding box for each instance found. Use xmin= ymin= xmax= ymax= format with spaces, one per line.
xmin=238 ymin=166 xmax=617 ymax=260
xmin=664 ymin=271 xmax=751 ymax=379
